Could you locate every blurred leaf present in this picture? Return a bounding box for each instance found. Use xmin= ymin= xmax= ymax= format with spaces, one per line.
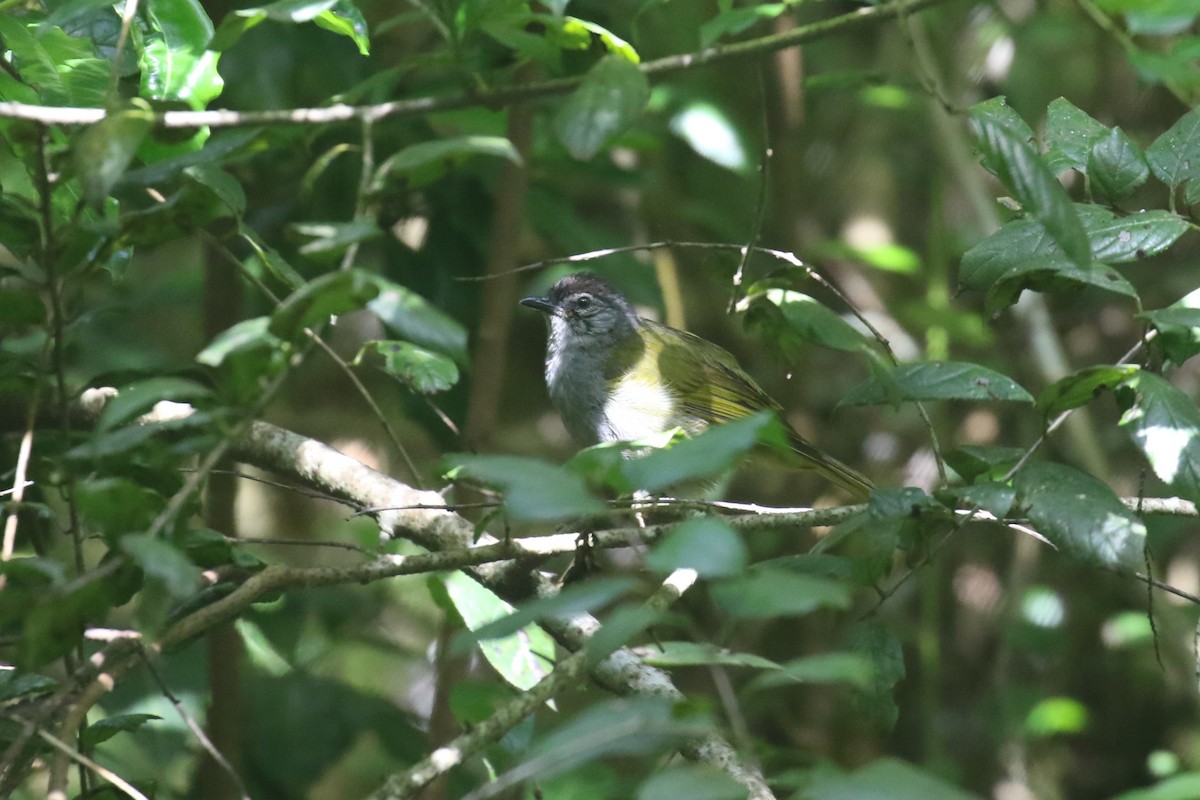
xmin=555 ymin=55 xmax=649 ymax=160
xmin=1115 ymin=773 xmax=1200 ymax=800
xmin=970 ymin=98 xmax=1091 ymax=267
xmin=197 ymin=316 xmax=281 ymax=366
xmin=19 ymin=579 xmax=117 ymax=668
xmin=1147 ymin=103 xmax=1200 ymax=189
xmin=454 ymin=577 xmax=636 ymax=646
xmin=355 ymin=340 xmax=459 ymax=394
xmin=269 ymin=269 xmax=381 ymax=340
xmin=0 ymin=18 xmax=109 ymax=106
xmin=0 ymin=289 xmax=45 ymax=325
xmin=1025 ymin=696 xmax=1088 ymax=737
xmin=1119 ymin=370 xmax=1200 ymax=503
xmin=374 ymin=135 xmax=519 ymax=185
xmin=239 ymin=224 xmax=305 ymax=290
xmin=443 ymin=572 xmax=556 ymax=692
xmin=184 ymin=164 xmax=246 ymax=216
xmin=1013 ymin=462 xmax=1145 ymax=568
xmin=633 ymin=641 xmax=780 ymax=670
xmin=312 ymin=0 xmax=370 ymax=55
xmin=0 ymin=671 xmax=57 ymax=703
xmin=121 ymin=533 xmax=201 ymax=597
xmin=847 ymin=620 xmax=906 ymax=732
xmin=739 ymin=287 xmax=872 ymax=353
xmin=211 ymin=0 xmax=362 ymax=50
xmin=73 ymin=105 xmax=154 ymax=207
xmin=802 ymin=757 xmax=982 ymax=800
xmin=80 ymin=713 xmax=161 ymax=749
xmin=621 ymin=413 xmax=785 ymax=493
xmin=638 ymin=765 xmax=749 ymax=800
xmin=1089 ymin=127 xmax=1150 ymax=201
xmin=1035 ymin=365 xmax=1138 ymax=417
xmin=76 ymin=477 xmax=166 ymax=542
xmin=700 ymin=3 xmax=788 ymax=47
xmin=292 ymin=219 xmax=382 ymax=257
xmin=368 ymin=279 xmax=469 ymax=364
xmin=710 ymin=568 xmax=850 ymax=619
xmin=745 ymin=652 xmax=874 ymax=692
xmin=669 ymin=102 xmax=749 ymax=172
xmin=1139 ymin=303 xmax=1200 ymax=364
xmin=644 ymin=517 xmax=747 ymax=578
xmin=841 ymin=362 xmax=1032 ymax=406
xmin=567 ymin=17 xmax=640 ymax=62
xmin=96 ymin=377 xmax=211 ymax=431
xmin=138 ymin=0 xmax=223 ymax=110
xmin=445 ymin=454 xmax=605 ymax=521
xmin=1043 ymin=97 xmax=1108 ymax=173
xmin=235 ymin=618 xmax=293 ymax=676
xmin=947 ymin=481 xmax=1017 ymax=517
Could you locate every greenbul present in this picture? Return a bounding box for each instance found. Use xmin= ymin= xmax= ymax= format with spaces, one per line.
xmin=520 ymin=272 xmax=872 ymax=499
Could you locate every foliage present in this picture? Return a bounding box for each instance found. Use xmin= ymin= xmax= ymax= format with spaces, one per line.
xmin=2 ymin=0 xmax=1200 ymax=798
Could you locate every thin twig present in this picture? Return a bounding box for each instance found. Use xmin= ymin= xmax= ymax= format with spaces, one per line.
xmin=26 ymin=718 xmax=150 ymax=800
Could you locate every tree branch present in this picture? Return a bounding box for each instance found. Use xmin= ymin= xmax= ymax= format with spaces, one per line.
xmin=0 ymin=0 xmax=957 ymax=130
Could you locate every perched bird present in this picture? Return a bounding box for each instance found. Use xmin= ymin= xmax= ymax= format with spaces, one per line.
xmin=520 ymin=272 xmax=872 ymax=499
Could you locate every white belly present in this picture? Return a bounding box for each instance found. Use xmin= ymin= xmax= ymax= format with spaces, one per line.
xmin=599 ymin=380 xmax=676 ymax=442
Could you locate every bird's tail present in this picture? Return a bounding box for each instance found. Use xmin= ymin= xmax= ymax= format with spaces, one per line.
xmin=784 ymin=430 xmax=873 ymax=501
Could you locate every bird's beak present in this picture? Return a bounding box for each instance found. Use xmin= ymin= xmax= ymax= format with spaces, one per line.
xmin=519 ymin=296 xmax=558 ymax=315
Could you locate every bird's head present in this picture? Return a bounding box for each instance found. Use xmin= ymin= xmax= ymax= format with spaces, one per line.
xmin=520 ymin=272 xmax=639 ymax=345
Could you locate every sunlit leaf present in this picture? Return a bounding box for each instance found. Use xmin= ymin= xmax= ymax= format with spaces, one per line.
xmin=669 ymin=102 xmax=748 ymax=172
xmin=138 ymin=0 xmax=223 ymax=110
xmin=1119 ymin=370 xmax=1200 ymax=503
xmin=355 ymin=340 xmax=459 ymax=394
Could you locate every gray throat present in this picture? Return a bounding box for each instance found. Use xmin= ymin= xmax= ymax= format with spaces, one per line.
xmin=543 ymin=321 xmax=613 ymax=446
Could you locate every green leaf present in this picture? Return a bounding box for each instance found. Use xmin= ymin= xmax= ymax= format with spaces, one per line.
xmin=374 ymin=136 xmax=519 ymax=185
xmin=73 ymin=105 xmax=154 ymax=207
xmin=197 ymin=316 xmax=281 ymax=367
xmin=944 ymin=446 xmax=1025 ymax=484
xmin=1025 ymin=696 xmax=1088 ymax=737
xmin=76 ymin=478 xmax=166 ymax=542
xmin=668 ymin=101 xmax=750 ymax=172
xmin=96 ymin=377 xmax=211 ymax=432
xmin=710 ymin=568 xmax=851 ymax=619
xmin=700 ymin=3 xmax=788 ymax=48
xmin=80 ymin=713 xmax=161 ymax=749
xmin=555 ymin=55 xmax=649 ymax=160
xmin=455 ymin=577 xmax=637 ymax=645
xmin=355 ymin=340 xmax=459 ymax=394
xmin=745 ymin=652 xmax=874 ymax=692
xmin=184 ymin=164 xmax=246 ymax=217
xmin=1035 ymin=365 xmax=1138 ymax=418
xmin=739 ymin=287 xmax=872 ymax=353
xmin=269 ymin=269 xmax=382 ymax=340
xmin=620 ymin=413 xmax=784 ymax=493
xmin=442 ymin=572 xmax=556 ymax=691
xmin=969 ymin=99 xmax=1091 ymax=267
xmin=1084 ymin=209 xmax=1189 ymax=263
xmin=986 ymin=260 xmax=1136 ymax=314
xmin=445 ymin=454 xmax=605 ymax=522
xmin=0 ymin=288 xmax=45 ymax=324
xmin=1147 ymin=103 xmax=1200 ymax=190
xmin=235 ymin=618 xmax=293 ymax=676
xmin=0 ymin=19 xmax=109 ymax=106
xmin=1013 ymin=462 xmax=1145 ymax=568
xmin=1119 ymin=370 xmax=1200 ymax=503
xmin=633 ymin=641 xmax=780 ymax=670
xmin=313 ymin=1 xmax=370 ymax=55
xmin=566 ymin=18 xmax=640 ymax=62
xmin=1088 ymin=127 xmax=1150 ymax=202
xmin=638 ymin=765 xmax=749 ymax=800
xmin=1139 ymin=301 xmax=1200 ymax=364
xmin=138 ymin=0 xmax=223 ymax=110
xmin=841 ymin=362 xmax=1032 ymax=406
xmin=367 ymin=279 xmax=469 ymax=364
xmin=1115 ymin=773 xmax=1200 ymax=800
xmin=120 ymin=533 xmax=202 ymax=598
xmin=804 ymin=757 xmax=983 ymax=800
xmin=292 ymin=219 xmax=382 ymax=257
xmin=20 ymin=579 xmax=119 ymax=668
xmin=0 ymin=671 xmax=57 ymax=703
xmin=644 ymin=517 xmax=747 ymax=578
xmin=945 ymin=481 xmax=1016 ymax=517
xmin=1043 ymin=97 xmax=1109 ymax=174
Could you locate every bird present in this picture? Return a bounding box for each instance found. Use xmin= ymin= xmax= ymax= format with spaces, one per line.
xmin=519 ymin=272 xmax=872 ymax=500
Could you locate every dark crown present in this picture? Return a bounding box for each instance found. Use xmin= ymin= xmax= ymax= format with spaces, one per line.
xmin=546 ymin=272 xmax=623 ymax=304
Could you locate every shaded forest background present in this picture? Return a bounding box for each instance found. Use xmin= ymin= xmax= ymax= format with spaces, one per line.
xmin=3 ymin=0 xmax=1200 ymax=798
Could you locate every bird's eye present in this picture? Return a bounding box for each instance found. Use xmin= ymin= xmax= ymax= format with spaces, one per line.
xmin=573 ymin=295 xmax=593 ymax=311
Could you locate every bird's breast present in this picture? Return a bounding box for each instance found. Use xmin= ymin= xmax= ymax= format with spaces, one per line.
xmin=598 ymin=374 xmax=677 ymax=442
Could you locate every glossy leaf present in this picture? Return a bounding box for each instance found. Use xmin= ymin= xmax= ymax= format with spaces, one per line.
xmin=944 ymin=446 xmax=1025 ymax=483
xmin=710 ymin=568 xmax=851 ymax=619
xmin=443 ymin=573 xmax=556 ymax=691
xmin=1088 ymin=127 xmax=1150 ymax=201
xmin=1147 ymin=103 xmax=1200 ymax=189
xmin=1119 ymin=370 xmax=1200 ymax=503
xmin=947 ymin=481 xmax=1017 ymax=517
xmin=1013 ymin=462 xmax=1145 ymax=568
xmin=645 ymin=517 xmax=747 ymax=578
xmin=985 ymin=259 xmax=1137 ymax=313
xmin=840 ymin=362 xmax=1032 ymax=406
xmin=445 ymin=454 xmax=605 ymax=522
xmin=312 ymin=1 xmax=370 ymax=55
xmin=138 ymin=0 xmax=223 ymax=110
xmin=969 ymin=99 xmax=1091 ymax=267
xmin=1043 ymin=97 xmax=1108 ymax=174
xmin=269 ymin=269 xmax=382 ymax=340
xmin=355 ymin=340 xmax=459 ymax=394
xmin=1035 ymin=364 xmax=1138 ymax=418
xmin=368 ymin=279 xmax=469 ymax=364
xmin=1084 ymin=209 xmax=1188 ymax=263
xmin=555 ymin=55 xmax=649 ymax=160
